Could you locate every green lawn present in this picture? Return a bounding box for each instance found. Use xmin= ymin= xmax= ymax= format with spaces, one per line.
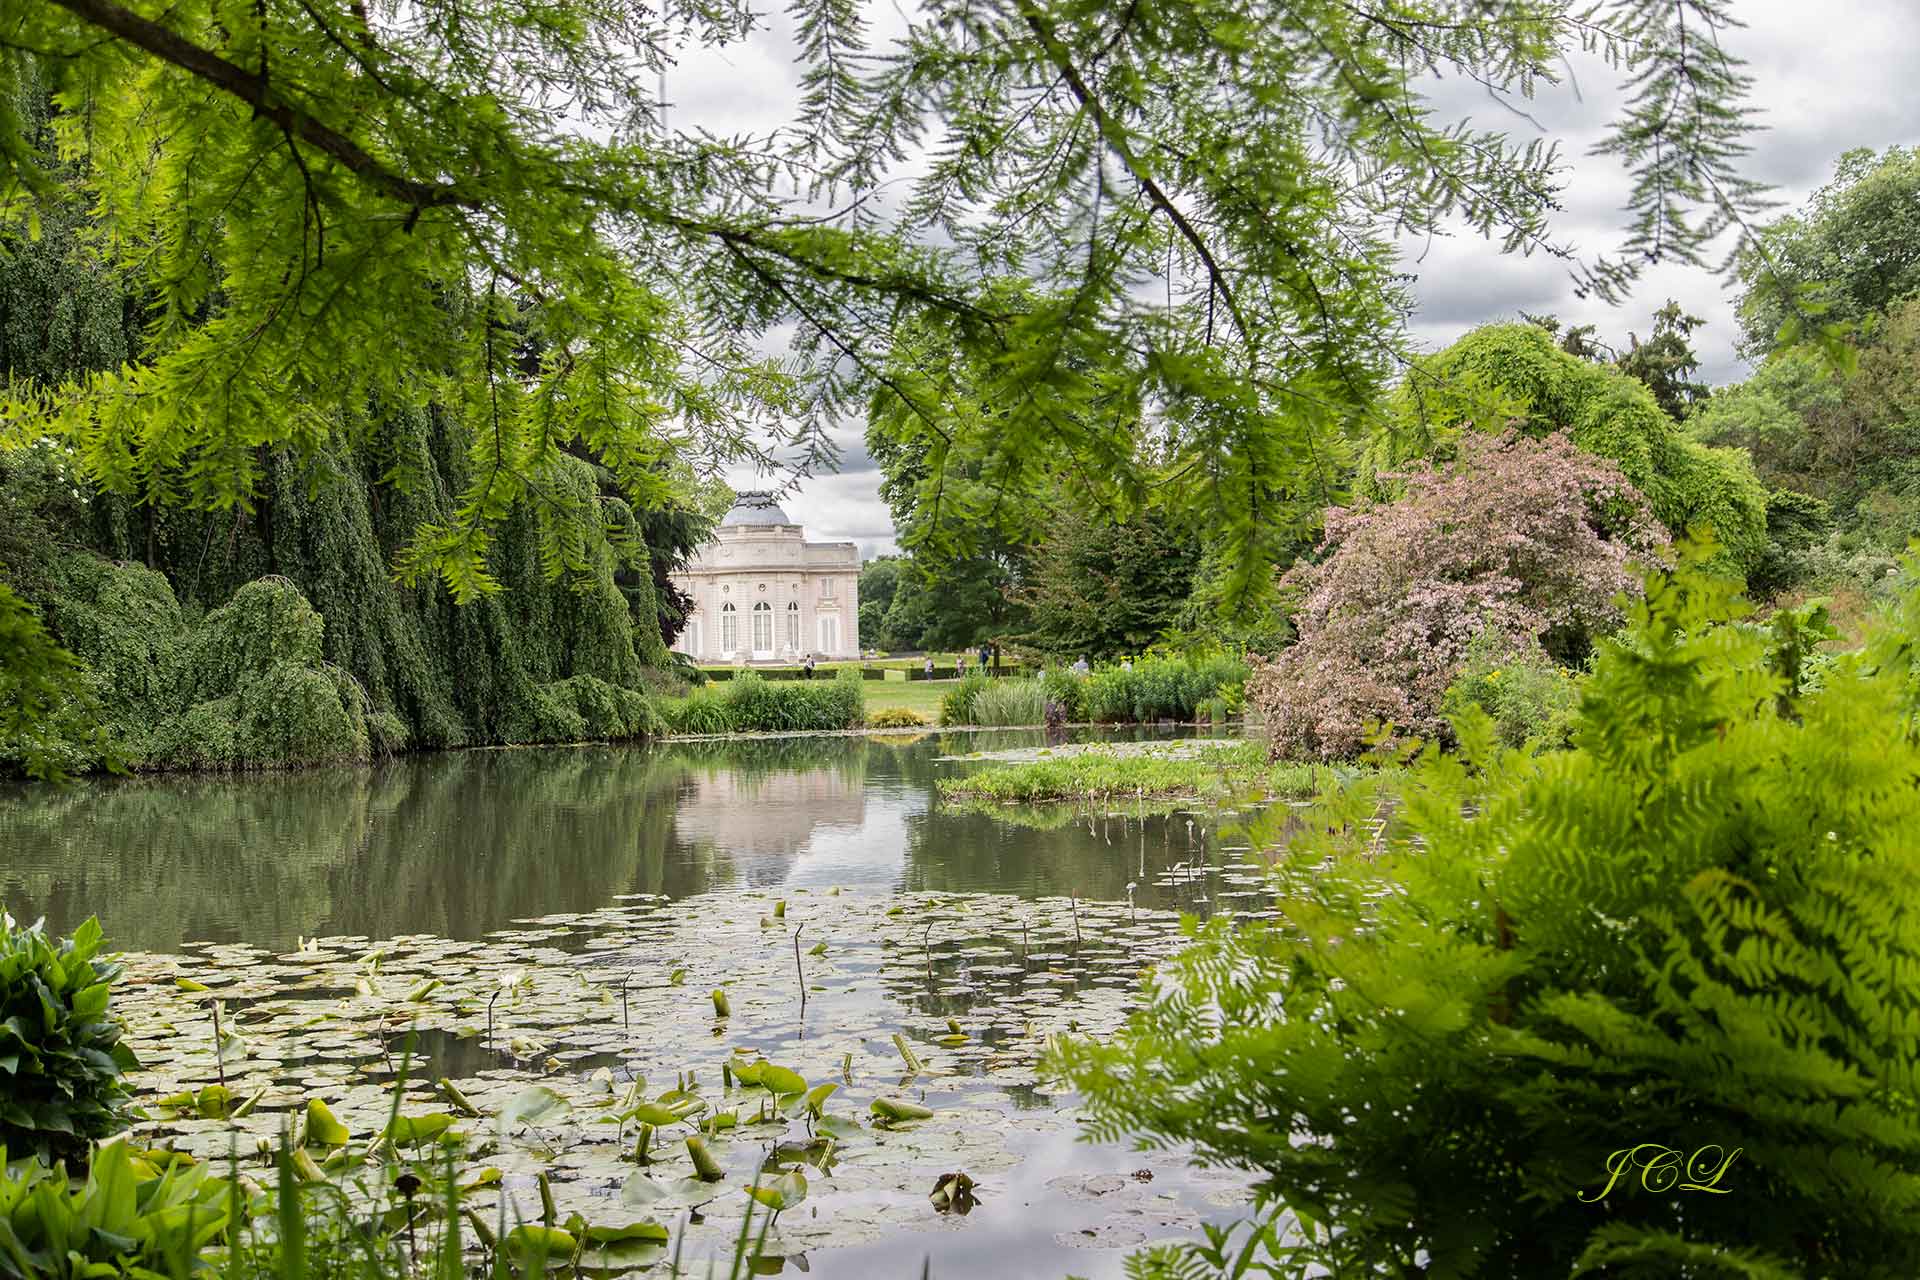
xmin=862 ymin=678 xmax=956 ymax=721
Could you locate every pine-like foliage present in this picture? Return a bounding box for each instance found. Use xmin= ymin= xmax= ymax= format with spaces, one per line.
xmin=0 ymin=0 xmax=1783 ymax=617
xmin=1056 ymin=543 xmax=1920 ymax=1277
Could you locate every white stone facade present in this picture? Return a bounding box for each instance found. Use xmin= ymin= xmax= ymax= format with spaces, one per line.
xmin=670 ymin=494 xmax=861 ymax=663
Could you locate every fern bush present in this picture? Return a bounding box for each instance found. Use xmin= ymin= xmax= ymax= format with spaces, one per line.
xmin=1057 ymin=546 xmax=1920 ymax=1278
xmin=867 ymin=706 xmax=930 ymax=728
xmin=0 ymin=913 xmax=136 ymax=1164
xmin=970 ymin=677 xmax=1048 ymax=726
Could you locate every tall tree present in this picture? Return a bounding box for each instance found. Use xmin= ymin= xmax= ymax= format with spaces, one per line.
xmin=857 ymin=557 xmax=903 ymax=649
xmin=1736 ymin=146 xmax=1920 ymax=359
xmin=1016 ymin=508 xmax=1200 ymax=661
xmin=1616 ymin=299 xmax=1710 ymax=421
xmin=0 ymin=0 xmax=1781 ymax=619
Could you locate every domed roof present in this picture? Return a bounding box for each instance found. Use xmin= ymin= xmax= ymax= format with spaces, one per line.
xmin=721 ymin=492 xmax=793 ymax=526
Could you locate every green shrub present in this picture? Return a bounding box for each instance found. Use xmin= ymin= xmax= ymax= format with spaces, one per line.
xmin=867 ymin=706 xmax=930 ymax=728
xmin=0 ymin=913 xmax=136 ymax=1163
xmin=0 ymin=1136 xmax=233 ymax=1279
xmin=718 ymin=668 xmax=864 ymax=733
xmin=1083 ymin=656 xmax=1249 ymax=723
xmin=1059 ymin=547 xmax=1920 ymax=1277
xmin=533 ymin=674 xmax=660 ymax=740
xmin=1040 ymin=668 xmax=1086 ymax=721
xmin=938 ymin=672 xmax=990 ymax=726
xmin=667 ymin=687 xmax=734 ymax=735
xmin=969 ymin=677 xmax=1048 ymax=726
xmin=1438 ymin=630 xmax=1582 ymax=751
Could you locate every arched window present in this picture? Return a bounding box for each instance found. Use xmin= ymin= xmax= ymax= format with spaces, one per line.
xmin=785 ymin=601 xmax=801 ymax=651
xmin=720 ymin=602 xmax=737 ymax=656
xmin=752 ymin=601 xmax=774 ymax=654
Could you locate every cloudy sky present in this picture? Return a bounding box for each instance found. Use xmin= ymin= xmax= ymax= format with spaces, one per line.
xmin=669 ymin=2 xmax=1920 ymax=557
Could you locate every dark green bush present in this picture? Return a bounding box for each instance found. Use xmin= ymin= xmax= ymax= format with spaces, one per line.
xmin=1059 ymin=548 xmax=1920 ymax=1277
xmin=0 ymin=912 xmax=136 ymax=1163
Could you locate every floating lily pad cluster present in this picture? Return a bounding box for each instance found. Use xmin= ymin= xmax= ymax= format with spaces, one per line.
xmin=109 ymin=887 xmax=1264 ymax=1273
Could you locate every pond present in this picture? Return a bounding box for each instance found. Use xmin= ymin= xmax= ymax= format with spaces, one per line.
xmin=0 ymin=727 xmax=1278 ymax=1278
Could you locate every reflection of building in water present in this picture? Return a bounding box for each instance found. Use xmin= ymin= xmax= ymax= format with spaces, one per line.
xmin=671 ymin=493 xmax=860 ymax=663
xmin=671 ymin=769 xmax=868 ymax=887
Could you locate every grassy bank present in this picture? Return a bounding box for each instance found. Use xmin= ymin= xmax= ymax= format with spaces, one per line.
xmin=939 ymin=741 xmax=1339 ymax=807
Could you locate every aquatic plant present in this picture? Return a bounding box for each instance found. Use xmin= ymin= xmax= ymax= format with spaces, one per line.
xmin=942 ymin=743 xmax=1326 ymax=808
xmin=104 ymin=884 xmax=1228 ymax=1273
xmin=1061 ymin=546 xmax=1920 ymax=1275
xmin=0 ymin=911 xmax=136 ymax=1163
xmin=866 ymin=706 xmax=930 ymax=729
xmin=718 ymin=669 xmax=864 ymax=733
xmin=1039 ymin=668 xmax=1086 ymax=722
xmin=665 ymin=686 xmax=735 ymax=735
xmin=968 ymin=677 xmax=1048 ymax=727
xmin=0 ymin=1135 xmax=233 ymax=1278
xmin=937 ymin=672 xmax=990 ymax=726
xmin=1081 ymin=656 xmax=1248 ymax=724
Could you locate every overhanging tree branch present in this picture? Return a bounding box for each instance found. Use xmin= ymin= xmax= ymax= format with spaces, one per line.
xmin=1016 ymin=1 xmax=1253 ymax=356
xmin=47 ymin=0 xmax=472 ymax=211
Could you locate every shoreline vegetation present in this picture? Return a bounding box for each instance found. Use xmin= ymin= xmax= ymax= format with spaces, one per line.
xmin=938 ymin=741 xmax=1349 ymax=809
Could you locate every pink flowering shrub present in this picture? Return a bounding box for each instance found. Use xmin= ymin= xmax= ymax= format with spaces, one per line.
xmin=1252 ymin=430 xmax=1667 ymax=759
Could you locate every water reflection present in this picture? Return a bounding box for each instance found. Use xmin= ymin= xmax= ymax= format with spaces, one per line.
xmin=0 ymin=726 xmax=1249 ymax=952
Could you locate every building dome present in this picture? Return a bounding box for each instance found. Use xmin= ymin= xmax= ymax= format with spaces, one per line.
xmin=721 ymin=492 xmax=793 ymax=526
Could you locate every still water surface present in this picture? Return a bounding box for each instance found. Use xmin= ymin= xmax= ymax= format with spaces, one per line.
xmin=2 ymin=727 xmax=1247 ymax=952
xmin=0 ymin=727 xmax=1268 ymax=1279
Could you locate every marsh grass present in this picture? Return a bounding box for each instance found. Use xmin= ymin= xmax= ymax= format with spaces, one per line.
xmin=967 ymin=678 xmax=1048 ymax=727
xmin=940 ymin=743 xmax=1338 ymax=806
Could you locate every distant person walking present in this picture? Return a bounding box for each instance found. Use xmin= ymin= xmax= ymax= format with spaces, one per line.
xmin=1072 ymin=656 xmax=1090 ymax=675
xmin=979 ymin=644 xmax=991 ymax=671
xmin=956 ymin=654 xmax=967 ymax=677
xmin=802 ymin=655 xmax=816 ymax=680
xmin=923 ymin=655 xmax=935 ymax=676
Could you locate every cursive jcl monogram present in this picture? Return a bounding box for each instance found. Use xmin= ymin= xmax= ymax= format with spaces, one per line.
xmin=1578 ymin=1143 xmax=1742 ymax=1202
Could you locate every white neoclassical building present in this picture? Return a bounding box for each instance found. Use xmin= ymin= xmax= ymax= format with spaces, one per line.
xmin=671 ymin=493 xmax=861 ymax=663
